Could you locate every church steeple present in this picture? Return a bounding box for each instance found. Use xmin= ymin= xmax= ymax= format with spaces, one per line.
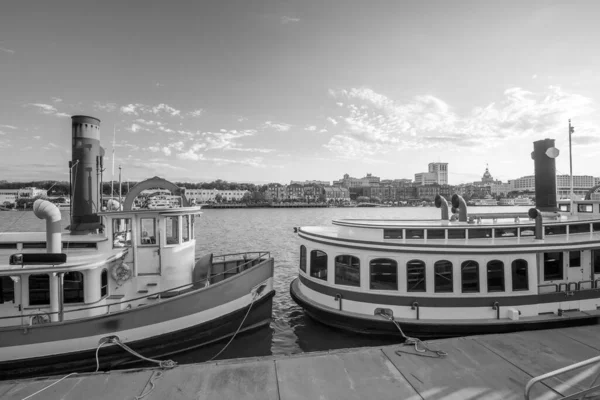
xmin=482 ymin=163 xmax=493 ymax=183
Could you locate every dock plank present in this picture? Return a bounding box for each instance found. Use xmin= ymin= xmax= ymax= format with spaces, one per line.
xmin=556 ymin=325 xmax=600 ymax=351
xmin=475 ymin=330 xmax=600 ymax=398
xmin=382 ymin=336 xmax=558 ymax=400
xmin=275 ymin=348 xmax=420 ymax=400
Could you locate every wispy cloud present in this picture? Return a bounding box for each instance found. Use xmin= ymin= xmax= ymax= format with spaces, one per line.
xmin=26 ymin=103 xmax=71 ymax=118
xmin=51 ymin=97 xmax=63 ymax=103
xmin=263 ymin=121 xmax=292 ymax=132
xmin=120 ymin=103 xmax=181 ymax=117
xmin=281 ymin=16 xmax=300 ymax=24
xmin=304 ymin=125 xmax=317 ymax=132
xmin=188 ymin=109 xmax=204 ymax=117
xmin=0 ymin=47 xmax=14 ymax=54
xmin=93 ymin=101 xmax=117 ymax=112
xmin=0 ymin=125 xmax=17 ymax=130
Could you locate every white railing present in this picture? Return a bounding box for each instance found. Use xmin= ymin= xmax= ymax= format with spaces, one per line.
xmin=525 ymin=355 xmax=600 ymax=399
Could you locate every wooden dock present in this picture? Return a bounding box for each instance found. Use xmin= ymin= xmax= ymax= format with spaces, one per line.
xmin=3 ymin=324 xmax=600 ymax=400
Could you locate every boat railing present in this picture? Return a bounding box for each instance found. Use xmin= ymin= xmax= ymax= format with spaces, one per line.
xmin=0 ymin=251 xmax=271 ymax=327
xmin=538 ymin=283 xmax=559 ymax=293
xmin=525 ymin=354 xmax=600 ymax=400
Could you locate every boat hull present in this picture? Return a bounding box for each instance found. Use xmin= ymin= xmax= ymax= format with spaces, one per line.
xmin=290 ymin=278 xmax=600 ymax=339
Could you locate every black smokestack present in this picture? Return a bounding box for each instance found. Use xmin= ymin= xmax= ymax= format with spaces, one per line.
xmin=532 ymin=138 xmax=559 ymax=212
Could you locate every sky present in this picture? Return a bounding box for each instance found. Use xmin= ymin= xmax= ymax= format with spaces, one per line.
xmin=1 ymin=0 xmax=599 ymax=185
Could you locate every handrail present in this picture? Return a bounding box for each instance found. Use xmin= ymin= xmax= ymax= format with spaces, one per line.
xmin=0 ymin=251 xmax=271 ymax=324
xmin=525 ymin=354 xmax=600 ymax=400
xmin=578 ymin=280 xmax=594 ymax=290
xmin=596 ymin=279 xmax=600 ymax=289
xmin=538 ymin=283 xmax=558 ymax=293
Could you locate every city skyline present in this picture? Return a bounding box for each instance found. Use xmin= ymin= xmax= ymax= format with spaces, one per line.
xmin=1 ymin=1 xmax=599 ymax=185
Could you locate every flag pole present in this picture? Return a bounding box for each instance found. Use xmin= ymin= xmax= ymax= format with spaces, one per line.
xmin=569 ymin=119 xmax=574 ymax=211
xmin=111 ymin=124 xmax=116 ymax=198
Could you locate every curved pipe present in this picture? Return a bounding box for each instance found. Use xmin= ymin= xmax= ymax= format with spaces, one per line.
xmin=434 ymin=195 xmax=449 ymax=220
xmin=33 ymin=199 xmax=62 ymax=253
xmin=528 ymin=208 xmax=544 ymax=240
xmin=451 ymin=194 xmax=468 ymax=222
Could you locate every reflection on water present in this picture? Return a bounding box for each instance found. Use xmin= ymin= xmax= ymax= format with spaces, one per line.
xmin=0 ymin=206 xmax=529 ymax=363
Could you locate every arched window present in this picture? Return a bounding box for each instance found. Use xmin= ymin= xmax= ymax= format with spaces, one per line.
xmin=101 ymin=269 xmax=108 ymax=297
xmin=64 ymin=271 xmax=84 ymax=303
xmin=511 ymin=259 xmax=528 ymax=291
xmin=29 ymin=274 xmax=50 ymax=306
xmin=487 ymin=260 xmax=505 ymax=292
xmin=434 ymin=260 xmax=453 ymax=293
xmin=310 ymin=250 xmax=328 ymax=280
xmin=299 ymin=245 xmax=307 ymax=273
xmin=461 ymin=260 xmax=479 ymax=293
xmin=335 ymin=255 xmax=360 ymax=287
xmin=370 ymin=258 xmax=397 ymax=290
xmin=407 ymin=260 xmax=426 ymax=292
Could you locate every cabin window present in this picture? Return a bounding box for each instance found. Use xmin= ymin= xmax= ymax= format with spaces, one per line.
xmin=434 ymin=260 xmax=453 ymax=293
xmin=383 ymin=229 xmax=403 ymax=239
xmin=570 ymin=224 xmax=590 ymax=234
xmin=101 ymin=269 xmax=108 ymax=297
xmin=593 ymin=249 xmax=600 ymax=275
xmin=569 ymin=251 xmax=581 ymax=268
xmin=448 ymin=229 xmax=466 ymax=239
xmin=495 ymin=228 xmax=517 ymax=238
xmin=578 ymin=204 xmax=594 ymax=213
xmin=559 ymin=204 xmax=570 ymax=212
xmin=545 ymin=225 xmax=567 ymax=236
xmin=461 ymin=260 xmax=479 ymax=293
xmin=519 ymin=227 xmax=535 ymax=237
xmin=0 ymin=276 xmax=14 ymax=304
xmin=299 ymin=245 xmax=307 ymax=273
xmin=593 ymin=223 xmax=600 ymax=233
xmin=64 ymin=272 xmax=84 ymax=304
xmin=335 ymin=255 xmax=360 ymax=287
xmin=309 ymin=250 xmax=328 ymax=280
xmin=407 ymin=260 xmax=426 ymax=292
xmin=370 ymin=258 xmax=398 ymax=290
xmin=468 ymin=229 xmax=492 ymax=239
xmin=182 ymin=215 xmax=190 ymax=242
xmin=487 ymin=260 xmax=505 ymax=292
xmin=427 ymin=229 xmax=445 ymax=239
xmin=544 ymin=252 xmax=563 ymax=281
xmin=406 ymin=229 xmax=424 ymax=239
xmin=511 ymin=259 xmax=528 ymax=291
xmin=140 ymin=218 xmax=157 ymax=245
xmin=191 ymin=215 xmax=195 ymax=238
xmin=23 ymin=242 xmax=46 ymax=249
xmin=112 ymin=218 xmax=132 ymax=248
xmin=166 ymin=216 xmax=180 ymax=245
xmin=29 ymin=274 xmax=50 ymax=306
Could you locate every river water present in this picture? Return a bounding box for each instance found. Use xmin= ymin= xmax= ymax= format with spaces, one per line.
xmin=0 ymin=206 xmax=527 ymax=364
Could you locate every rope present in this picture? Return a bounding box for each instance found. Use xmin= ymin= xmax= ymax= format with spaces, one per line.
xmin=95 ymin=336 xmax=177 ymax=370
xmin=20 ymin=373 xmax=78 ymax=400
xmin=128 ymin=370 xmax=164 ymax=400
xmin=377 ymin=312 xmax=448 ymax=359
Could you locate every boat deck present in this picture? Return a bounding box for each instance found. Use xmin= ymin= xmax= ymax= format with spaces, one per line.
xmin=3 ymin=323 xmax=600 ymax=399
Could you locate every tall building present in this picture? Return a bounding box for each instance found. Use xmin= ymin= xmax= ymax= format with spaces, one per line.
xmin=428 ymin=162 xmax=448 ymax=185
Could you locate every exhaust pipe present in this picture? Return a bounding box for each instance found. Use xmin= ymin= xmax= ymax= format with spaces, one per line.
xmin=451 ymin=194 xmax=468 ymax=222
xmin=434 ymin=195 xmax=449 ymax=220
xmin=33 ymin=199 xmax=62 ymax=253
xmin=528 ymin=208 xmax=544 ymax=240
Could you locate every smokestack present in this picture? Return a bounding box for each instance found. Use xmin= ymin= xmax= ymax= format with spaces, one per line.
xmin=70 ymin=115 xmax=105 ymax=235
xmin=532 ymin=138 xmax=559 ymax=212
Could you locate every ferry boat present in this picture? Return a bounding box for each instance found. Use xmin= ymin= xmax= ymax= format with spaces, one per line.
xmin=290 ymin=138 xmax=600 ymax=339
xmin=471 ymin=195 xmax=498 ymax=206
xmin=0 ymin=116 xmax=275 ymax=380
xmin=514 ymin=196 xmax=535 ymax=206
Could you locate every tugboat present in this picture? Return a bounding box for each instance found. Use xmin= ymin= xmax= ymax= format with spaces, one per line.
xmin=291 ymin=138 xmax=600 ymax=339
xmin=0 ymin=116 xmax=275 ymax=379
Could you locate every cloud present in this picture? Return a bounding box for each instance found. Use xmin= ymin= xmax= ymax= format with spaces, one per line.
xmin=0 ymin=131 xmax=5 ymax=136
xmin=135 ymin=118 xmax=163 ymax=126
xmin=33 ymin=136 xmax=41 ymax=140
xmin=120 ymin=103 xmax=181 ymax=117
xmin=326 ymin=117 xmax=338 ymax=126
xmin=263 ymin=121 xmax=292 ymax=132
xmin=189 ymin=109 xmax=204 ymax=117
xmin=304 ymin=125 xmax=317 ymax=131
xmin=0 ymin=125 xmax=17 ymax=130
xmin=93 ymin=102 xmax=118 ymax=112
xmin=0 ymin=47 xmax=14 ymax=54
xmin=120 ymin=104 xmax=141 ymax=115
xmin=152 ymin=103 xmax=181 ymax=117
xmin=51 ymin=97 xmax=63 ymax=103
xmin=26 ymin=103 xmax=71 ymax=118
xmin=127 ymin=123 xmax=147 ymax=133
xmin=177 ymin=143 xmax=207 ymax=161
xmin=532 ymin=74 xmax=538 ymax=79
xmin=158 ymin=126 xmax=175 ymax=134
xmin=281 ymin=16 xmax=300 ymax=24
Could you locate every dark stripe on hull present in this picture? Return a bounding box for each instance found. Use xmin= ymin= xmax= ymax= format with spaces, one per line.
xmin=0 ymin=290 xmax=275 ymax=381
xmin=299 ymin=275 xmax=600 ymax=307
xmin=290 ymin=279 xmax=600 ymax=339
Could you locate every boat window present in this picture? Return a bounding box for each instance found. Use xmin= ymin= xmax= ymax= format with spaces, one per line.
xmin=64 ymin=272 xmax=84 ymax=304
xmin=461 ymin=260 xmax=479 ymax=293
xmin=299 ymin=245 xmax=307 ymax=273
xmin=406 ymin=229 xmax=424 ymax=239
xmin=166 ymin=216 xmax=180 ymax=245
xmin=191 ymin=215 xmax=195 ymax=238
xmin=407 ymin=260 xmax=426 ymax=292
xmin=559 ymin=204 xmax=570 ymax=212
xmin=569 ymin=251 xmax=581 ymax=268
xmin=427 ymin=229 xmax=445 ymax=240
xmin=487 ymin=260 xmax=505 ymax=292
xmin=544 ymin=252 xmax=563 ymax=280
xmin=335 ymin=255 xmax=360 ymax=287
xmin=593 ymin=249 xmax=600 ymax=275
xmin=511 ymin=259 xmax=528 ymax=291
xmin=182 ymin=215 xmax=190 ymax=242
xmin=495 ymin=228 xmax=517 ymax=238
xmin=140 ymin=218 xmax=157 ymax=245
xmin=23 ymin=242 xmax=46 ymax=249
xmin=112 ymin=218 xmax=132 ymax=248
xmin=29 ymin=274 xmax=50 ymax=306
xmin=468 ymin=228 xmax=492 ymax=239
xmin=578 ymin=204 xmax=594 ymax=213
xmin=370 ymin=258 xmax=398 ymax=290
xmin=569 ymin=223 xmax=590 ymax=234
xmin=0 ymin=243 xmax=17 ymax=249
xmin=545 ymin=225 xmax=567 ymax=236
xmin=101 ymin=269 xmax=108 ymax=297
xmin=383 ymin=229 xmax=403 ymax=239
xmin=434 ymin=260 xmax=453 ymax=293
xmin=519 ymin=227 xmax=535 ymax=237
xmin=310 ymin=250 xmax=328 ymax=281
xmin=448 ymin=229 xmax=466 ymax=239
xmin=593 ymin=223 xmax=600 ymax=232
xmin=0 ymin=276 xmax=14 ymax=304
xmin=64 ymin=242 xmax=97 ymax=249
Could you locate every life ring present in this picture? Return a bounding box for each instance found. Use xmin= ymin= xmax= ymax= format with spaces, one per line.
xmin=111 ymin=262 xmax=132 ymax=283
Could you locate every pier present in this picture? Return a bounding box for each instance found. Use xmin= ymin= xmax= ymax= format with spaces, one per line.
xmin=2 ymin=323 xmax=600 ymax=399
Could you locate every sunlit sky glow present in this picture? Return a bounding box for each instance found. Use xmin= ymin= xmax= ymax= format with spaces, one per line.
xmin=1 ymin=0 xmax=599 ymax=184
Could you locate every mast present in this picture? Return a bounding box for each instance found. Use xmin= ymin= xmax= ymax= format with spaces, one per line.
xmin=111 ymin=124 xmax=116 ymax=199
xmin=569 ymin=119 xmax=575 ymax=211
xmin=119 ymin=165 xmax=122 ymax=206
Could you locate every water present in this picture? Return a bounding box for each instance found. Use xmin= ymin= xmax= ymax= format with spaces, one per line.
xmin=0 ymin=206 xmax=528 ymax=363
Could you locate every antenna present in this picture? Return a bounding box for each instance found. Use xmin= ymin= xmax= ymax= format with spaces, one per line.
xmin=111 ymin=124 xmax=116 ymax=198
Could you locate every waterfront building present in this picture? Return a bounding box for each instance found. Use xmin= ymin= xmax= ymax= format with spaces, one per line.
xmin=290 ymin=180 xmax=330 ymax=186
xmin=17 ymin=187 xmax=47 ymax=199
xmin=322 ymin=186 xmax=350 ymax=202
xmin=510 ymin=174 xmax=598 ymax=199
xmin=265 ymin=185 xmax=287 ymax=201
xmin=414 ymin=172 xmax=438 ymax=185
xmin=0 ymin=189 xmax=19 ymax=205
xmin=333 ymin=173 xmax=380 ymax=188
xmin=428 ymin=162 xmax=448 ymax=185
xmin=184 ymin=188 xmax=249 ymax=203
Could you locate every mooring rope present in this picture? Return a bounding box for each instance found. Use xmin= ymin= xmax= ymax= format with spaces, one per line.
xmin=20 ymin=373 xmax=78 ymax=400
xmin=377 ymin=311 xmax=448 ymax=359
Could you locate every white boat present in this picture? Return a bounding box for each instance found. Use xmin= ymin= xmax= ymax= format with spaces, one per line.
xmin=514 ymin=196 xmax=535 ymax=206
xmin=290 ymin=138 xmax=600 ymax=339
xmin=0 ymin=115 xmax=275 ymax=380
xmin=472 ymin=195 xmax=498 ymax=206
